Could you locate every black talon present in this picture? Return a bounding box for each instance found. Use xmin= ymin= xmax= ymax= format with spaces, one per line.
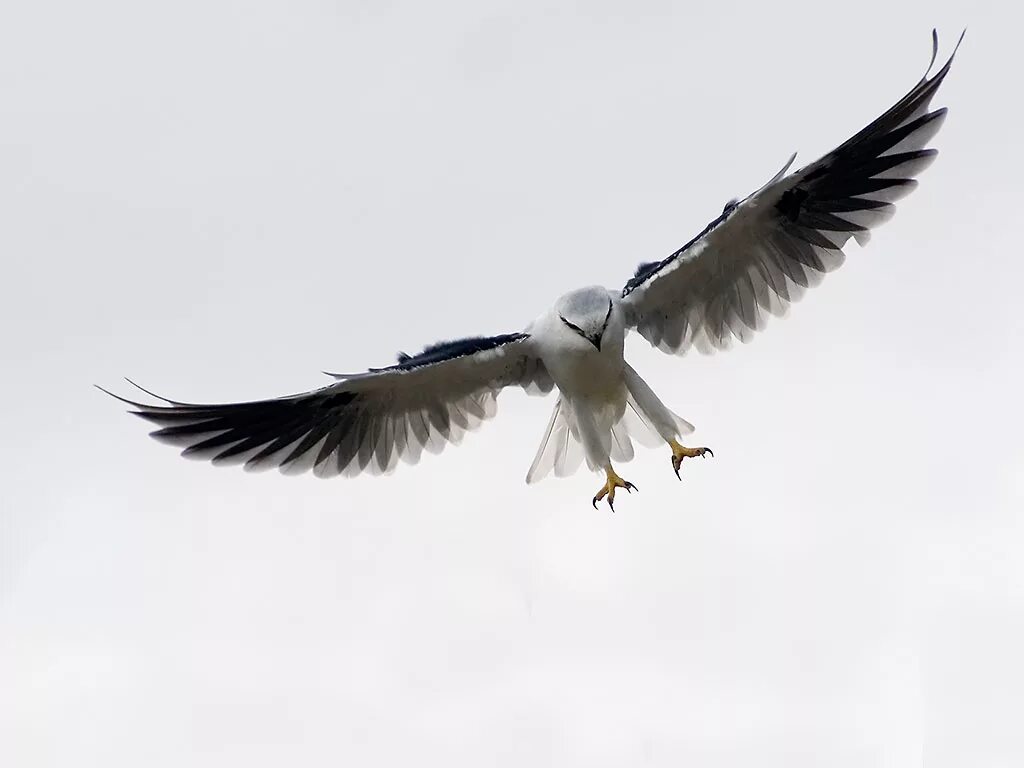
xmin=592 ymin=497 xmax=599 ymax=509
xmin=625 ymin=482 xmax=637 ymax=493
xmin=706 ymin=448 xmax=714 ymax=458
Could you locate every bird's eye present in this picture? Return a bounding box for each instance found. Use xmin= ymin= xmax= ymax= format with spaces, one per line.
xmin=559 ymin=315 xmax=585 ymax=335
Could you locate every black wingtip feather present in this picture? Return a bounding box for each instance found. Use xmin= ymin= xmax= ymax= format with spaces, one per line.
xmin=927 ymin=29 xmax=939 ymax=76
xmin=95 ymin=383 xmax=157 ymax=410
xmin=124 ymin=378 xmax=172 ymax=403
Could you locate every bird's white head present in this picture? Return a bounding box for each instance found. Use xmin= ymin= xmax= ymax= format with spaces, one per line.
xmin=554 ymin=286 xmax=615 ymax=351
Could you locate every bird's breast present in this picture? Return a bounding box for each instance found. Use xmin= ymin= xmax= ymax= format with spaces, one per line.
xmin=540 ymin=325 xmax=625 ymax=402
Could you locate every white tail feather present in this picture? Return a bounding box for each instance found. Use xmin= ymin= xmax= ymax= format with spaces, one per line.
xmin=525 ymin=388 xmax=693 ymax=483
xmin=526 ymin=398 xmax=566 ymax=484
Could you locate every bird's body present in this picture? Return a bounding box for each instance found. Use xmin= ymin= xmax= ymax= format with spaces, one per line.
xmin=103 ymin=32 xmax=962 ymax=509
xmin=531 ymin=288 xmax=626 ymax=404
xmin=531 ymin=288 xmax=631 ymax=476
xmin=525 ymin=286 xmax=692 ymax=492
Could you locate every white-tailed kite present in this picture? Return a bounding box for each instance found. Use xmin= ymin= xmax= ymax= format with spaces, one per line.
xmin=102 ymin=32 xmax=961 ymax=509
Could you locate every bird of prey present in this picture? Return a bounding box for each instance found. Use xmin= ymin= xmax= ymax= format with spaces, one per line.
xmin=103 ymin=32 xmax=961 ymax=510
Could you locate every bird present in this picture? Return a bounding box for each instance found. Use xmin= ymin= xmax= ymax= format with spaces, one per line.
xmin=101 ymin=31 xmax=961 ymax=510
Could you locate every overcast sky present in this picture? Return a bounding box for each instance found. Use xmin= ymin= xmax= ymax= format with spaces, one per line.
xmin=2 ymin=1 xmax=1021 ymax=766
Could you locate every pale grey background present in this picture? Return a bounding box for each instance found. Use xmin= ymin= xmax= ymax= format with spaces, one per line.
xmin=2 ymin=1 xmax=1021 ymax=766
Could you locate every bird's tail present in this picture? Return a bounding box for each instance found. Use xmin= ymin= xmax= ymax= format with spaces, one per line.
xmin=525 ymin=392 xmax=691 ymax=483
xmin=525 ymin=397 xmax=584 ymax=484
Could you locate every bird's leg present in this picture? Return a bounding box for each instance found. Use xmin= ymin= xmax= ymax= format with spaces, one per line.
xmin=669 ymin=438 xmax=713 ymax=480
xmin=592 ymin=465 xmax=637 ymax=511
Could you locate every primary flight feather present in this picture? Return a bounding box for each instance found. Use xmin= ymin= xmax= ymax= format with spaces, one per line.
xmin=102 ymin=31 xmax=962 ymax=509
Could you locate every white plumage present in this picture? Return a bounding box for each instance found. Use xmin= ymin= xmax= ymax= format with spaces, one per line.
xmin=102 ymin=32 xmax=961 ymax=505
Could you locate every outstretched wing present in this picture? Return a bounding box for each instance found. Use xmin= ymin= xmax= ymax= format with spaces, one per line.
xmin=101 ymin=333 xmax=552 ymax=478
xmin=620 ymin=31 xmax=962 ymax=355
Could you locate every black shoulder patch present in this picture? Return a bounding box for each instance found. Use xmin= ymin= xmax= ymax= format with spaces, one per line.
xmin=633 ymin=261 xmax=662 ymax=279
xmin=387 ymin=332 xmax=529 ymax=371
xmin=622 ymin=204 xmax=735 ymax=297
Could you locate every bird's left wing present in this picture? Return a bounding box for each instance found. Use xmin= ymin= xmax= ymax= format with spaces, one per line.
xmin=101 ymin=333 xmax=552 ymax=477
xmin=619 ymin=31 xmax=961 ymax=355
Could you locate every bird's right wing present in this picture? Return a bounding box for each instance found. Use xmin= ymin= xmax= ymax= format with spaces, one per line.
xmin=101 ymin=333 xmax=552 ymax=478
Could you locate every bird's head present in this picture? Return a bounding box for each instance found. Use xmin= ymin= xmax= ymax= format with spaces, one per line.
xmin=555 ymin=287 xmax=614 ymax=351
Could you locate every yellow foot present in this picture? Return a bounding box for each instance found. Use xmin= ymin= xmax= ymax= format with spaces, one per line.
xmin=670 ymin=439 xmax=713 ymax=480
xmin=592 ymin=467 xmax=638 ymax=512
